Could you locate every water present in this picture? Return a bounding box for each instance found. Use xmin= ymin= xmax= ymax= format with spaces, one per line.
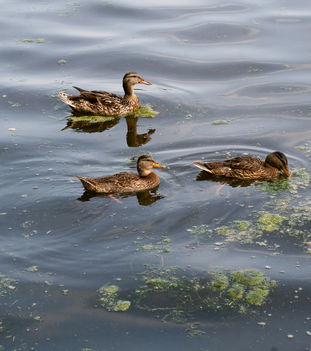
xmin=1 ymin=1 xmax=311 ymax=350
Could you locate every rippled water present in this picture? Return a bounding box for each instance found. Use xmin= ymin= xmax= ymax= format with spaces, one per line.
xmin=1 ymin=1 xmax=311 ymax=350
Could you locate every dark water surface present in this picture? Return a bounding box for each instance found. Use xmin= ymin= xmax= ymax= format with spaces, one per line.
xmin=1 ymin=1 xmax=311 ymax=350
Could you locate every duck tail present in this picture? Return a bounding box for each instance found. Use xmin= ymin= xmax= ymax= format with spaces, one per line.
xmin=73 ymin=86 xmax=85 ymax=93
xmin=75 ymin=176 xmax=95 ymax=191
xmin=193 ymin=161 xmax=213 ymax=173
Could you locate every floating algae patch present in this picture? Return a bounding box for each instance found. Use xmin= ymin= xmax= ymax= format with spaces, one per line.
xmin=134 ymin=236 xmax=172 ymax=254
xmin=257 ymin=212 xmax=288 ymax=232
xmin=126 ymin=105 xmax=158 ymax=118
xmin=211 ymin=120 xmax=230 ymax=125
xmin=207 ymin=269 xmax=276 ymax=311
xmin=261 ymin=168 xmax=310 ymax=195
xmin=187 ymin=168 xmax=311 ymax=252
xmin=232 ymin=269 xmax=265 ymax=286
xmin=68 ymin=115 xmax=116 ymax=124
xmin=0 ymin=274 xmax=17 ymax=297
xmin=187 ymin=224 xmax=210 ymax=236
xmin=234 ymin=220 xmax=251 ymax=231
xmin=68 ymin=105 xmax=158 ymax=123
xmin=210 ymin=272 xmax=229 ymax=291
xmin=214 ymin=212 xmax=288 ymax=243
xmin=96 ymin=267 xmax=276 ymax=323
xmin=97 ymin=285 xmax=131 ymax=312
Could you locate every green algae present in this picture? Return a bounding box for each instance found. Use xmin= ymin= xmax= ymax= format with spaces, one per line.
xmin=68 ymin=115 xmax=116 ymax=123
xmin=227 ymin=284 xmax=245 ymax=300
xmin=261 ymin=168 xmax=310 ymax=195
xmin=68 ymin=105 xmax=158 ymax=123
xmin=234 ymin=220 xmax=251 ymax=231
xmin=114 ymin=300 xmax=131 ymax=311
xmin=98 ymin=285 xmax=131 ymax=312
xmin=126 ymin=105 xmax=158 ymax=118
xmin=0 ymin=274 xmax=17 ymax=297
xmin=22 ymin=38 xmax=45 ymax=43
xmin=245 ymin=287 xmax=269 ymax=306
xmin=211 ymin=120 xmax=230 ymax=125
xmin=134 ymin=236 xmax=172 ymax=254
xmin=257 ymin=213 xmax=288 ymax=232
xmin=188 ymin=181 xmax=311 ymax=251
xmin=232 ymin=269 xmax=265 ymax=286
xmin=207 ymin=269 xmax=276 ymax=313
xmin=98 ymin=267 xmax=276 ymax=323
xmin=210 ymin=273 xmax=229 ymax=291
xmin=186 ymin=224 xmax=210 ymax=236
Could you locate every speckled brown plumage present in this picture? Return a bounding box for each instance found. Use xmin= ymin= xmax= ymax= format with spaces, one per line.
xmin=76 ymin=155 xmax=165 ymax=194
xmin=58 ymin=72 xmax=151 ymax=116
xmin=193 ymin=151 xmax=290 ymax=180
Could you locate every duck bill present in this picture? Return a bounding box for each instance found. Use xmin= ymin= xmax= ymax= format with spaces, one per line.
xmin=139 ymin=79 xmax=152 ymax=85
xmin=282 ymin=167 xmax=290 ymax=177
xmin=153 ymin=163 xmax=166 ymax=169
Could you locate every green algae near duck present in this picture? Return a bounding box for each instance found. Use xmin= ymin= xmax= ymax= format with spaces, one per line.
xmin=187 ymin=168 xmax=311 ymax=252
xmin=68 ymin=105 xmax=158 ymax=123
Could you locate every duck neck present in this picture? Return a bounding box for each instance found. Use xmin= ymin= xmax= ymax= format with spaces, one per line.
xmin=123 ymin=82 xmax=135 ymax=97
xmin=138 ymin=169 xmax=152 ymax=177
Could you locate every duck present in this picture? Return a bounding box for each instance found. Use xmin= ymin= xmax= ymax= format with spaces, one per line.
xmin=58 ymin=72 xmax=152 ymax=116
xmin=76 ymin=155 xmax=166 ymax=194
xmin=193 ymin=151 xmax=290 ymax=180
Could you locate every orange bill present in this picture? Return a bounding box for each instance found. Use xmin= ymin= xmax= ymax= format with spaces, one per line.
xmin=139 ymin=79 xmax=152 ymax=85
xmin=153 ymin=163 xmax=166 ymax=169
xmin=282 ymin=167 xmax=290 ymax=177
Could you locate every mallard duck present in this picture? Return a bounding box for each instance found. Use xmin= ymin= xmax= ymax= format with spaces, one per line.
xmin=76 ymin=155 xmax=165 ymax=193
xmin=58 ymin=72 xmax=152 ymax=116
xmin=193 ymin=151 xmax=290 ymax=180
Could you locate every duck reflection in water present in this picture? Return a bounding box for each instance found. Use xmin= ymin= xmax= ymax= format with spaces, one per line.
xmin=62 ymin=116 xmax=155 ymax=147
xmin=126 ymin=116 xmax=155 ymax=147
xmin=78 ymin=188 xmax=164 ymax=206
xmin=196 ymin=171 xmax=259 ymax=188
xmin=62 ymin=116 xmax=119 ymax=133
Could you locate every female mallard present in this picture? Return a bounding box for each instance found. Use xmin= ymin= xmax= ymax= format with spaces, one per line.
xmin=76 ymin=155 xmax=165 ymax=193
xmin=58 ymin=72 xmax=152 ymax=116
xmin=193 ymin=151 xmax=290 ymax=180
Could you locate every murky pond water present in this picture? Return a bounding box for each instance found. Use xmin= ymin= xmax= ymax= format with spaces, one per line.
xmin=1 ymin=0 xmax=311 ymax=350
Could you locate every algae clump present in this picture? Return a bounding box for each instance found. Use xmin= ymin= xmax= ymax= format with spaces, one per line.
xmin=245 ymin=287 xmax=269 ymax=306
xmin=98 ymin=285 xmax=131 ymax=312
xmin=210 ymin=273 xmax=229 ymax=291
xmin=235 ymin=220 xmax=251 ymax=231
xmin=227 ymin=284 xmax=245 ymax=300
xmin=257 ymin=213 xmax=288 ymax=232
xmin=97 ymin=268 xmax=276 ymax=323
xmin=68 ymin=105 xmax=158 ymax=123
xmin=232 ymin=269 xmax=265 ymax=286
xmin=0 ymin=274 xmax=17 ymax=296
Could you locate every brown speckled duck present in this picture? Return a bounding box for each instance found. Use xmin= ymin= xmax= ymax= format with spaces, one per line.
xmin=193 ymin=151 xmax=290 ymax=180
xmin=58 ymin=72 xmax=152 ymax=116
xmin=76 ymin=155 xmax=165 ymax=193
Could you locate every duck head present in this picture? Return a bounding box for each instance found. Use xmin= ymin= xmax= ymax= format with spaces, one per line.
xmin=137 ymin=155 xmax=165 ymax=177
xmin=123 ymin=72 xmax=152 ymax=95
xmin=265 ymin=151 xmax=290 ymax=177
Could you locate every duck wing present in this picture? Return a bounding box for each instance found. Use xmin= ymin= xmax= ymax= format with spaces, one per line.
xmin=221 ymin=155 xmax=264 ymax=171
xmin=193 ymin=155 xmax=264 ymax=178
xmin=77 ymin=172 xmax=144 ymax=193
xmin=73 ymin=86 xmax=122 ymax=103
